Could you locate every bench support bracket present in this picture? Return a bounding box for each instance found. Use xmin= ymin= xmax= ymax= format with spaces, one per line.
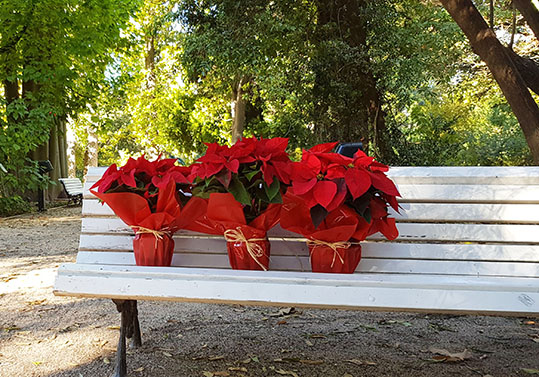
xmin=111 ymin=299 xmax=142 ymax=377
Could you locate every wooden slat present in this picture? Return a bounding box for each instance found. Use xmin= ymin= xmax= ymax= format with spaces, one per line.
xmin=53 ymin=264 xmax=539 ymax=315
xmin=374 ymin=223 xmax=539 ymax=243
xmin=78 ymin=234 xmax=539 ymax=262
xmin=388 ymin=166 xmax=539 ymax=185
xmin=83 ymin=199 xmax=539 ymax=223
xmin=79 ymin=218 xmax=539 ymax=243
xmin=75 ymin=250 xmax=539 ymax=278
xmin=84 ymin=166 xmax=539 ymax=185
xmin=84 ymin=183 xmax=539 ymax=203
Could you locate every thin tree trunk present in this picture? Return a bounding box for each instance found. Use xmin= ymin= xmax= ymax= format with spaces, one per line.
xmin=513 ymin=0 xmax=539 ymax=41
xmin=441 ymin=0 xmax=539 ymax=164
xmin=85 ymin=124 xmax=99 ymax=176
xmin=231 ymin=79 xmax=246 ymax=143
xmin=66 ymin=117 xmax=77 ymax=178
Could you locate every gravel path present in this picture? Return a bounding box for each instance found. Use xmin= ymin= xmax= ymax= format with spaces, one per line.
xmin=0 ymin=206 xmax=538 ymax=377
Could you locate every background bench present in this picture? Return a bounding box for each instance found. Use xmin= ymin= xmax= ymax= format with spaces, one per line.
xmin=54 ymin=166 xmax=539 ymax=376
xmin=58 ymin=177 xmax=83 ymax=205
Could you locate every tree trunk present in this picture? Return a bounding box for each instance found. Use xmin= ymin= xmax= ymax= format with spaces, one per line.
xmin=312 ymin=0 xmax=389 ymax=159
xmin=441 ymin=0 xmax=539 ymax=164
xmin=85 ymin=124 xmax=99 ymax=177
xmin=66 ymin=118 xmax=77 ymax=178
xmin=504 ymin=47 xmax=539 ymax=95
xmin=231 ymin=79 xmax=246 ymax=143
xmin=513 ymin=0 xmax=539 ymax=41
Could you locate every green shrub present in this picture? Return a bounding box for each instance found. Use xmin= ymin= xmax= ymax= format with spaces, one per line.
xmin=0 ymin=196 xmax=32 ymax=217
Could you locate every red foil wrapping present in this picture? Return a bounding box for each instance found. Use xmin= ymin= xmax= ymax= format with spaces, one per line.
xmin=188 ymin=193 xmax=280 ymax=270
xmin=133 ymin=233 xmax=175 ymax=266
xmin=91 ymin=180 xmax=206 ymax=267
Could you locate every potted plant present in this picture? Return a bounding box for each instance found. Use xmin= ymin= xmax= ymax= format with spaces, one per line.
xmin=280 ymin=142 xmax=400 ymax=273
xmin=188 ymin=137 xmax=291 ymax=270
xmin=90 ymin=156 xmax=206 ymax=266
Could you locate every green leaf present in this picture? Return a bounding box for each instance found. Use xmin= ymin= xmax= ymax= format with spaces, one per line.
xmin=264 ymin=177 xmax=280 ymax=201
xmin=245 ymin=169 xmax=260 ymax=181
xmin=228 ymin=176 xmax=251 ymax=205
xmin=522 ymin=369 xmax=539 ymax=375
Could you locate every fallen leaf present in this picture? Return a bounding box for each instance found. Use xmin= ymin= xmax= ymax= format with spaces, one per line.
xmin=429 ymin=347 xmax=472 ymax=362
xmin=107 ymin=326 xmax=120 ymax=330
xmin=305 ymin=340 xmax=314 ymax=347
xmin=212 ymin=372 xmax=230 ymax=376
xmin=209 ymin=355 xmax=224 ymax=361
xmin=523 ymin=321 xmax=536 ymax=325
xmin=522 ymin=369 xmax=539 ymax=375
xmin=134 ymin=367 xmax=144 ymax=372
xmin=103 ymin=358 xmax=110 ymax=364
xmin=300 ymin=359 xmax=324 ymax=365
xmin=32 ymin=361 xmax=43 ymax=366
xmin=275 ymin=369 xmax=300 ymax=377
xmin=277 ymin=320 xmax=287 ymax=325
xmin=346 ymin=359 xmax=376 ymax=366
xmin=162 ymin=352 xmax=173 ymax=357
xmin=229 ymin=367 xmax=248 ymax=372
xmin=203 ymin=372 xmax=214 ymax=377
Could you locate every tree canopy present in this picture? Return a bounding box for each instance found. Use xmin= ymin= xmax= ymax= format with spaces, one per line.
xmin=1 ymin=0 xmax=538 ymax=214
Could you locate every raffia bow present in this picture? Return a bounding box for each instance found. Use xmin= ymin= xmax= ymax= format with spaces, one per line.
xmin=131 ymin=226 xmax=172 ymax=248
xmin=224 ymin=227 xmax=268 ymax=271
xmin=306 ymin=239 xmax=355 ymax=268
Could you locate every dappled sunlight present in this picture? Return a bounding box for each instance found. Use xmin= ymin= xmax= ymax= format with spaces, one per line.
xmin=0 ymin=266 xmax=57 ymax=294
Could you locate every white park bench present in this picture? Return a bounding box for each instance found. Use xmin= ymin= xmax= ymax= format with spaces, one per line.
xmin=54 ymin=166 xmax=539 ymax=377
xmin=58 ymin=177 xmax=83 ymax=205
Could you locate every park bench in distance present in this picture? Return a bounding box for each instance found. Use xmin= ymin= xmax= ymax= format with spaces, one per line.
xmin=58 ymin=177 xmax=83 ymax=205
xmin=54 ymin=166 xmax=539 ymax=377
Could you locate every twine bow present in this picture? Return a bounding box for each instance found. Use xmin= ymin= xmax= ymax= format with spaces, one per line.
xmin=224 ymin=227 xmax=268 ymax=271
xmin=306 ymin=239 xmax=352 ymax=268
xmin=131 ymin=226 xmax=172 ymax=248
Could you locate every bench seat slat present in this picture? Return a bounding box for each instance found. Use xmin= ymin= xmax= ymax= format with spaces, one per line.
xmin=53 ymin=264 xmax=539 ymax=315
xmin=78 ymin=235 xmax=539 ymax=262
xmin=75 ymin=251 xmax=539 ymax=277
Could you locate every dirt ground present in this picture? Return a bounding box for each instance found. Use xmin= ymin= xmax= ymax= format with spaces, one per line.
xmin=0 ymin=206 xmax=538 ymax=377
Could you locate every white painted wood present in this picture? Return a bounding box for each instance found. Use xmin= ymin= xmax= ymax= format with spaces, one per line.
xmin=388 ymin=166 xmax=539 ymax=185
xmin=372 ymin=223 xmax=539 ymax=243
xmin=79 ymin=221 xmax=539 ymax=244
xmin=54 ymin=264 xmax=539 ymax=315
xmin=84 ymin=183 xmax=539 ymax=203
xmin=84 ymin=198 xmax=539 ymax=223
xmin=390 ymin=203 xmax=539 ymax=223
xmin=84 ymin=166 xmax=539 ymax=184
xmin=77 ymin=237 xmax=539 ymax=262
xmin=75 ymin=251 xmax=539 ymax=277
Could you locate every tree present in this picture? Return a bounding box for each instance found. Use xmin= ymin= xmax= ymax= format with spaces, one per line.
xmin=0 ymin=0 xmax=139 ymax=201
xmin=440 ymin=0 xmax=539 ymax=163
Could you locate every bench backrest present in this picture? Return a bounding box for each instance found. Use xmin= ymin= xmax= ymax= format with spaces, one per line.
xmin=59 ymin=178 xmax=83 ymax=196
xmin=80 ymin=166 xmax=539 ymax=279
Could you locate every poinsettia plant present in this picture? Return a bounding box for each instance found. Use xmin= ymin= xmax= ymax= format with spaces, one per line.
xmin=188 ymin=137 xmax=291 ymax=270
xmin=281 ymin=142 xmax=400 ymax=273
xmin=286 ymin=142 xmax=400 ymax=240
xmin=189 ymin=137 xmax=291 ymax=224
xmin=90 ymin=155 xmax=206 ymax=266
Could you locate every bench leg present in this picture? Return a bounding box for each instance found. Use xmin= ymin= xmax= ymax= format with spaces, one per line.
xmin=111 ymin=300 xmax=142 ymax=377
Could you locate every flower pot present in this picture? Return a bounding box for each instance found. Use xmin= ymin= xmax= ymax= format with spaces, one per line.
xmin=308 ymin=241 xmax=361 ymax=273
xmin=225 ymin=231 xmax=270 ymax=271
xmin=133 ymin=233 xmax=175 ymax=266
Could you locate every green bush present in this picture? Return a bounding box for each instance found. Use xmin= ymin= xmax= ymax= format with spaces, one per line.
xmin=0 ymin=196 xmax=32 ymax=217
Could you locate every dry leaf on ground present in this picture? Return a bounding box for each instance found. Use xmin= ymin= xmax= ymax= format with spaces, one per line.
xmin=429 ymin=347 xmax=473 ymax=362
